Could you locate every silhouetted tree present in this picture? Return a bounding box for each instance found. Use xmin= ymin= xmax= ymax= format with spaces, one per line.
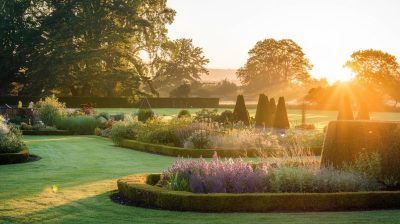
xmin=255 ymin=94 xmax=267 ymax=127
xmin=356 ymin=100 xmax=370 ymax=120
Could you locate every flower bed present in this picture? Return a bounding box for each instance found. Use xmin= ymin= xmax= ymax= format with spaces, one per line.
xmin=117 ymin=173 xmax=400 ymax=212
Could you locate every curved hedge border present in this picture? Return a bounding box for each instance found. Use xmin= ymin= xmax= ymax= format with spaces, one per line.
xmin=119 ymin=139 xmax=322 ymax=158
xmin=22 ymin=130 xmax=73 ymax=135
xmin=118 ymin=173 xmax=400 ymax=212
xmin=0 ymin=149 xmax=29 ymax=165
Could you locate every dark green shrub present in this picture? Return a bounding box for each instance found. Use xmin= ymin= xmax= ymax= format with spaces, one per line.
xmin=55 ymin=116 xmax=97 ymax=134
xmin=170 ymin=83 xmax=191 ymax=98
xmin=194 ymin=109 xmax=219 ymax=122
xmin=255 ymin=94 xmax=267 ymax=127
xmin=269 ymin=98 xmax=277 ymax=114
xmin=96 ymin=112 xmax=110 ymax=120
xmin=356 ymin=100 xmax=370 ymax=120
xmin=178 ymin=110 xmax=191 ymax=118
xmin=273 ymin=97 xmax=290 ymax=129
xmin=233 ymin=95 xmax=250 ymax=125
xmin=111 ymin=113 xmax=125 ymax=121
xmin=217 ymin=110 xmax=234 ymax=124
xmin=137 ymin=109 xmax=155 ymax=122
xmin=337 ymin=95 xmax=354 ymax=120
xmin=8 ymin=116 xmax=24 ymax=125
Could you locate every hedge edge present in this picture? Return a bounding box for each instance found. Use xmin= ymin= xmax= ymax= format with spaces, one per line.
xmin=0 ymin=149 xmax=29 ymax=165
xmin=119 ymin=139 xmax=322 ymax=158
xmin=118 ymin=173 xmax=400 ymax=212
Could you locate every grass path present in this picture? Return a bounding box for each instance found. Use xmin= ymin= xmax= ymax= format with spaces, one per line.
xmin=1 ymin=136 xmax=400 ymax=223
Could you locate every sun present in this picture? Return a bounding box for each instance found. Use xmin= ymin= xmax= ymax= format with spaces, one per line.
xmin=325 ymin=67 xmax=355 ymax=84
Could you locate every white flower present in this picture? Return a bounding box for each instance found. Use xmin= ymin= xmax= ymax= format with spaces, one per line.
xmin=0 ymin=123 xmax=10 ymax=135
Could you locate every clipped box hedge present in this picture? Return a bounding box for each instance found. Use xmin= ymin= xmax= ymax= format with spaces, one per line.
xmin=22 ymin=130 xmax=73 ymax=136
xmin=321 ymin=121 xmax=400 ymax=176
xmin=119 ymin=139 xmax=322 ymax=158
xmin=118 ymin=173 xmax=400 ymax=212
xmin=0 ymin=149 xmax=29 ymax=165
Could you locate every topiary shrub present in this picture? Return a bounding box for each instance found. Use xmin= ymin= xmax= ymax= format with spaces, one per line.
xmin=233 ymin=95 xmax=250 ymax=125
xmin=356 ymin=100 xmax=370 ymax=120
xmin=255 ymin=94 xmax=267 ymax=127
xmin=321 ymin=121 xmax=400 ymax=185
xmin=178 ymin=110 xmax=191 ymax=118
xmin=269 ymin=98 xmax=277 ymax=114
xmin=337 ymin=95 xmax=354 ymax=120
xmin=273 ymin=97 xmax=290 ymax=129
xmin=35 ymin=95 xmax=66 ymax=126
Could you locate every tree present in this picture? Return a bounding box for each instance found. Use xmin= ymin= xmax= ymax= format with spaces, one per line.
xmin=269 ymin=98 xmax=277 ymax=115
xmin=237 ymin=38 xmax=312 ymax=94
xmin=153 ymin=38 xmax=209 ymax=93
xmin=170 ymin=83 xmax=191 ymax=98
xmin=233 ymin=95 xmax=250 ymax=125
xmin=345 ymin=49 xmax=400 ymax=107
xmin=273 ymin=97 xmax=290 ymax=129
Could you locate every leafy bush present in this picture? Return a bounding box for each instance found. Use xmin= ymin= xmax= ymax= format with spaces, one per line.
xmin=0 ymin=123 xmax=25 ymax=153
xmin=96 ymin=112 xmax=110 ymax=120
xmin=20 ymin=122 xmax=33 ymax=130
xmin=137 ymin=109 xmax=155 ymax=122
xmin=185 ymin=130 xmax=212 ymax=149
xmin=174 ymin=122 xmax=213 ymax=147
xmin=110 ymin=116 xmax=142 ymax=145
xmin=35 ymin=95 xmax=66 ymax=126
xmin=279 ymin=130 xmax=324 ymax=149
xmin=137 ymin=118 xmax=191 ymax=146
xmin=194 ymin=109 xmax=219 ymax=122
xmin=55 ymin=116 xmax=97 ymax=134
xmin=94 ymin=127 xmax=102 ymax=136
xmin=216 ymin=110 xmax=234 ymax=124
xmin=177 ymin=110 xmax=191 ymax=118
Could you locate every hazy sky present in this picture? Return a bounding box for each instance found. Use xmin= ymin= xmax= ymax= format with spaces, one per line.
xmin=167 ymin=0 xmax=400 ymax=83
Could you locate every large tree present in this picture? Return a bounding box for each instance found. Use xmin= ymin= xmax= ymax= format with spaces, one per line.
xmin=237 ymin=38 xmax=312 ymax=94
xmin=345 ymin=49 xmax=400 ymax=107
xmin=152 ymin=38 xmax=209 ymax=93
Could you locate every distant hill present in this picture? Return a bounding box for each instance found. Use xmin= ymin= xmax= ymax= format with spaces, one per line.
xmin=201 ymin=68 xmax=240 ymax=84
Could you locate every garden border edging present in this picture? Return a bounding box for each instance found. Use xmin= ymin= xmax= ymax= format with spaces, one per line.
xmin=119 ymin=139 xmax=321 ymax=158
xmin=117 ymin=173 xmax=400 ymax=212
xmin=0 ymin=149 xmax=30 ymax=165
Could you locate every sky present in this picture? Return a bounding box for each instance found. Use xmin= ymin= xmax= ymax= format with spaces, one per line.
xmin=167 ymin=0 xmax=400 ymax=83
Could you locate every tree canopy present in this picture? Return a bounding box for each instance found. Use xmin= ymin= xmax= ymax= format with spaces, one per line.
xmin=237 ymin=38 xmax=312 ymax=94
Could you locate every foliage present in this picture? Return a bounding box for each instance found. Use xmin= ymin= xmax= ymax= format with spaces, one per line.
xmin=35 ymin=95 xmax=66 ymax=126
xmin=0 ymin=123 xmax=25 ymax=153
xmin=194 ymin=109 xmax=220 ymax=122
xmin=136 ymin=118 xmax=191 ymax=146
xmin=55 ymin=116 xmax=97 ymax=135
xmin=169 ymin=83 xmax=191 ymax=98
xmin=337 ymin=95 xmax=354 ymax=120
xmin=161 ymin=158 xmax=267 ymax=193
xmin=233 ymin=95 xmax=250 ymax=125
xmin=110 ymin=116 xmax=142 ymax=145
xmin=279 ymin=129 xmax=325 ymax=149
xmin=137 ymin=109 xmax=155 ymax=123
xmin=273 ymin=97 xmax=290 ymax=129
xmin=255 ymin=94 xmax=269 ymax=127
xmin=175 ymin=122 xmax=213 ymax=147
xmin=237 ymin=38 xmax=312 ymax=94
xmin=269 ymin=98 xmax=277 ymax=114
xmin=216 ymin=110 xmax=234 ymax=124
xmin=177 ymin=110 xmax=191 ymax=118
xmin=185 ymin=130 xmax=212 ymax=149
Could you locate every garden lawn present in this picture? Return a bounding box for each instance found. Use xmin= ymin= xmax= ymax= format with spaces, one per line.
xmin=1 ymin=136 xmax=400 ymax=224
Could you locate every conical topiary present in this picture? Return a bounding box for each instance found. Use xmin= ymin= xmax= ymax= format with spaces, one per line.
xmin=269 ymin=98 xmax=277 ymax=114
xmin=233 ymin=95 xmax=250 ymax=125
xmin=337 ymin=95 xmax=354 ymax=120
xmin=356 ymin=100 xmax=370 ymax=120
xmin=273 ymin=97 xmax=290 ymax=129
xmin=255 ymin=94 xmax=267 ymax=127
xmin=264 ymin=95 xmax=273 ymax=128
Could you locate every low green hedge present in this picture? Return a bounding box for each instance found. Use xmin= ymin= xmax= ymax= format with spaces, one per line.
xmin=119 ymin=139 xmax=322 ymax=158
xmin=118 ymin=173 xmax=400 ymax=212
xmin=0 ymin=149 xmax=29 ymax=165
xmin=22 ymin=130 xmax=73 ymax=136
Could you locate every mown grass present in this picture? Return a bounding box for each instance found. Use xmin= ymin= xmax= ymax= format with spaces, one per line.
xmin=1 ymin=136 xmax=400 ymax=223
